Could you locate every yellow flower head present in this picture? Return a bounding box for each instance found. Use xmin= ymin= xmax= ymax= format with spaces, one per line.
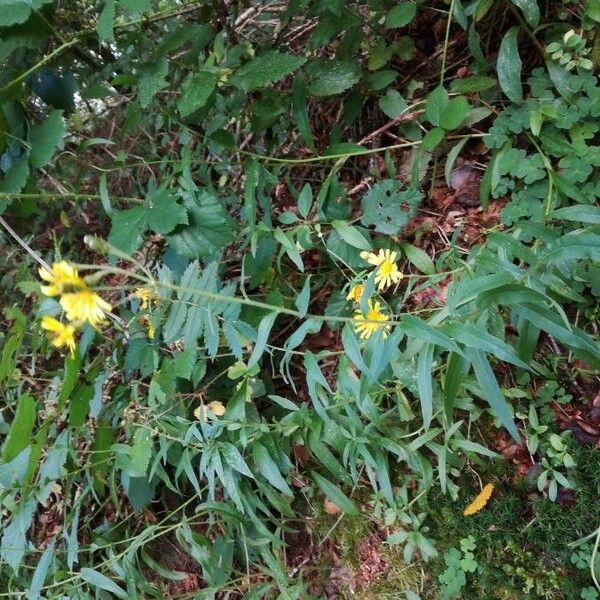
xmin=360 ymin=248 xmax=397 ymax=267
xmin=60 ymin=289 xmax=112 ymax=329
xmin=346 ymin=284 xmax=365 ymax=303
xmin=353 ymin=299 xmax=391 ymax=340
xmin=134 ymin=287 xmax=157 ymax=310
xmin=41 ymin=316 xmax=77 ymax=356
xmin=39 ymin=261 xmax=85 ymax=297
xmin=360 ymin=249 xmax=403 ymax=292
xmin=194 ymin=400 xmax=226 ymax=421
xmin=463 ymin=483 xmax=494 ymax=516
xmin=375 ymin=257 xmax=403 ymax=292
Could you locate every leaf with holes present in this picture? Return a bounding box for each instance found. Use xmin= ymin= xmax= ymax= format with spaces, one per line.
xmin=360 ymin=180 xmax=422 ymax=234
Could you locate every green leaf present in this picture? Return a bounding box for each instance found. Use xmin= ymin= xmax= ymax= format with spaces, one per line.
xmin=312 ymin=471 xmax=359 ymax=516
xmin=444 ymin=322 xmax=530 ymax=370
xmin=3 ymin=394 xmax=36 ymax=462
xmin=307 ymin=59 xmax=361 ymax=97
xmin=552 ymin=205 xmax=600 ymax=224
xmin=119 ymin=0 xmax=150 ymax=13
xmin=360 ymin=179 xmax=422 ymax=235
xmin=29 ymin=538 xmax=55 ymax=594
xmin=332 ymin=220 xmax=372 ymax=251
xmin=295 ymin=276 xmax=311 ymax=317
xmin=253 ymin=444 xmax=293 ymax=495
xmin=178 ymin=71 xmax=218 ymax=116
xmin=450 ymin=75 xmax=496 ymax=93
xmin=145 ymin=190 xmax=188 ymax=234
xmin=232 ymin=50 xmax=306 ymax=91
xmin=440 ymin=96 xmax=470 ymax=130
xmin=444 ymin=138 xmax=469 ymax=186
xmin=97 ymin=0 xmax=115 ymax=42
xmin=274 ymin=227 xmax=304 ymax=271
xmin=510 ymin=0 xmax=540 ymax=27
xmin=443 ymin=352 xmax=468 ymax=423
xmin=138 ymin=56 xmax=169 ymax=108
xmin=402 ymin=243 xmax=434 ymax=274
xmin=292 ymin=76 xmax=315 ymax=150
xmin=497 ymin=27 xmax=523 ymax=103
xmin=221 ymin=443 xmax=254 ymax=479
xmin=385 ymin=3 xmax=417 ymax=28
xmin=297 ymin=183 xmax=313 ymax=218
xmin=417 ymin=343 xmax=434 ymax=430
xmin=108 ymin=206 xmax=146 ymax=254
xmin=378 ymin=89 xmax=408 ymax=119
xmin=80 ymin=568 xmax=128 ymax=599
xmin=248 ymin=312 xmax=277 ymax=368
xmin=467 ymin=348 xmax=519 ymax=442
xmin=424 ymin=85 xmax=449 ymax=127
xmin=0 ymin=2 xmax=30 ymax=27
xmin=400 ymin=315 xmax=461 ymax=354
xmin=167 ymin=190 xmax=235 ymax=258
xmin=29 ymin=110 xmax=65 ymax=168
xmin=422 ymin=127 xmax=445 ymax=151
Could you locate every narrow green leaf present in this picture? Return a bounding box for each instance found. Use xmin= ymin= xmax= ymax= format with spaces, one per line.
xmin=400 ymin=315 xmax=461 ymax=354
xmin=402 ymin=243 xmax=434 ymax=274
xmin=332 ymin=220 xmax=372 ymax=251
xmin=297 ymin=183 xmax=313 ymax=218
xmin=253 ymin=444 xmax=293 ymax=495
xmin=312 ymin=471 xmax=359 ymax=516
xmin=80 ymin=568 xmax=128 ymax=598
xmin=3 ymin=394 xmax=36 ymax=462
xmin=552 ymin=205 xmax=600 ymax=224
xmin=444 ymin=137 xmax=469 ymax=186
xmin=292 ymin=76 xmax=315 ymax=150
xmin=248 ymin=312 xmax=277 ymax=368
xmin=274 ymin=227 xmax=304 ymax=271
xmin=295 ymin=275 xmax=311 ymax=317
xmin=443 ymin=352 xmax=468 ymax=424
xmin=221 ymin=443 xmax=254 ymax=479
xmin=417 ymin=343 xmax=434 ymax=430
xmin=467 ymin=348 xmax=519 ymax=442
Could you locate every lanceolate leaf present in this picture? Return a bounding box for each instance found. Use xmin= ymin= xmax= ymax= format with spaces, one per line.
xmin=312 ymin=471 xmax=359 ymax=516
xmin=497 ymin=27 xmax=523 ymax=103
xmin=467 ymin=348 xmax=520 ymax=442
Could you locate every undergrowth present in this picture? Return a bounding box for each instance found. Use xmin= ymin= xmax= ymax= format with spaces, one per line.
xmin=1 ymin=0 xmax=600 ymax=598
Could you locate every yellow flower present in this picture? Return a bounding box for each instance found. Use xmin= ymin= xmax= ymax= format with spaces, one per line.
xmin=346 ymin=284 xmax=365 ymax=303
xmin=360 ymin=249 xmax=403 ymax=292
xmin=134 ymin=287 xmax=157 ymax=310
xmin=360 ymin=248 xmax=398 ymax=267
xmin=60 ymin=289 xmax=112 ymax=328
xmin=194 ymin=400 xmax=226 ymax=421
xmin=463 ymin=483 xmax=494 ymax=516
xmin=353 ymin=299 xmax=391 ymax=340
xmin=375 ymin=257 xmax=403 ymax=292
xmin=40 ymin=316 xmax=77 ymax=356
xmin=39 ymin=261 xmax=85 ymax=297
